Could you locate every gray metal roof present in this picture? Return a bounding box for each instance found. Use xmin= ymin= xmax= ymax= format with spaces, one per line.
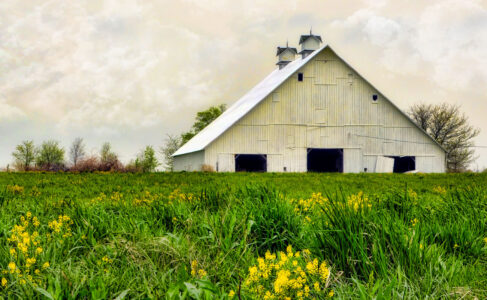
xmin=173 ymin=45 xmax=446 ymax=157
xmin=299 ymin=34 xmax=322 ymax=45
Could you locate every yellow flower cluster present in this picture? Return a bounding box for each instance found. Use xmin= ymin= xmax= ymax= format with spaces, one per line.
xmin=190 ymin=260 xmax=207 ymax=278
xmin=432 ymin=186 xmax=447 ymax=195
xmin=91 ymin=192 xmax=126 ymax=206
xmin=96 ymin=255 xmax=114 ymax=273
xmin=30 ymin=186 xmax=41 ymax=197
xmin=290 ymin=193 xmax=328 ymax=222
xmin=168 ymin=188 xmax=194 ymax=205
xmin=134 ymin=191 xmax=157 ymax=206
xmin=48 ymin=215 xmax=73 ymax=241
xmin=410 ymin=218 xmax=419 ymax=227
xmin=290 ymin=192 xmax=372 ymax=223
xmin=2 ymin=213 xmax=72 ymax=288
xmin=408 ymin=189 xmax=418 ymax=201
xmin=346 ymin=192 xmax=372 ymax=211
xmin=242 ymin=245 xmax=333 ymax=300
xmin=6 ymin=185 xmax=24 ymax=194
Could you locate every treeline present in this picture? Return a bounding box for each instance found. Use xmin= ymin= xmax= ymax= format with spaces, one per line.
xmin=11 ymin=138 xmax=158 ymax=172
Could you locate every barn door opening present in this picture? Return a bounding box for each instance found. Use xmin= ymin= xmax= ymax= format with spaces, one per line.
xmin=235 ymin=154 xmax=267 ymax=172
xmin=307 ymin=148 xmax=343 ymax=173
xmin=388 ymin=156 xmax=416 ymax=173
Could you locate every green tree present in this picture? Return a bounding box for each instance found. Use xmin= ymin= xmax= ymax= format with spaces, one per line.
xmin=409 ymin=103 xmax=480 ymax=172
xmin=137 ymin=146 xmax=159 ymax=172
xmin=36 ymin=140 xmax=65 ymax=170
xmin=181 ymin=104 xmax=226 ymax=145
xmin=12 ymin=140 xmax=36 ymax=171
xmin=100 ymin=142 xmax=118 ymax=164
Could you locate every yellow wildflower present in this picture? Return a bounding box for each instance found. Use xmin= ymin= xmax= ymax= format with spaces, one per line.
xmin=26 ymin=257 xmax=36 ymax=268
xmin=197 ymin=269 xmax=207 ymax=277
xmin=8 ymin=262 xmax=16 ymax=273
xmin=35 ymin=269 xmax=40 ymax=275
xmin=36 ymin=247 xmax=43 ymax=254
xmin=190 ymin=260 xmax=197 ymax=276
xmin=313 ymin=281 xmax=320 ymax=291
xmin=42 ymin=262 xmax=50 ymax=269
xmin=328 ymin=289 xmax=334 ymax=297
xmin=1 ymin=277 xmax=6 ymax=287
xmin=228 ymin=290 xmax=235 ymax=298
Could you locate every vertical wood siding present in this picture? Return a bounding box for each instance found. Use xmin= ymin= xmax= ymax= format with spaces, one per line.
xmin=204 ymin=47 xmax=446 ymax=173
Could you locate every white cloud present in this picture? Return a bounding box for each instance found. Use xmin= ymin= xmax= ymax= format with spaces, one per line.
xmin=0 ymin=100 xmax=25 ymax=121
xmin=333 ymin=0 xmax=487 ymax=91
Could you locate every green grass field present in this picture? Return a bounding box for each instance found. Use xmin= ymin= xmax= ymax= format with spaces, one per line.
xmin=0 ymin=172 xmax=486 ymax=299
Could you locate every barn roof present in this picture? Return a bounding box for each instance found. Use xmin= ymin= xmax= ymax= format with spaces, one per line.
xmin=173 ymin=45 xmax=446 ymax=157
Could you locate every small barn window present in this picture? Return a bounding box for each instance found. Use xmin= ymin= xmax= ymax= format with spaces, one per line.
xmin=372 ymin=94 xmax=378 ymax=102
xmin=298 ymin=73 xmax=304 ymax=81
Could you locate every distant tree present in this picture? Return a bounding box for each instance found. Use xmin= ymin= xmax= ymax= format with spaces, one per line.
xmin=69 ymin=137 xmax=86 ymax=167
xmin=409 ymin=103 xmax=480 ymax=172
xmin=100 ymin=142 xmax=118 ymax=164
xmin=36 ymin=140 xmax=65 ymax=170
xmin=160 ymin=135 xmax=181 ymax=171
xmin=99 ymin=142 xmax=123 ymax=171
xmin=12 ymin=140 xmax=36 ymax=171
xmin=181 ymin=104 xmax=226 ymax=145
xmin=136 ymin=146 xmax=159 ymax=172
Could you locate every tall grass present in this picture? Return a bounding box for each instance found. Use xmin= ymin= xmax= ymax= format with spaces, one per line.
xmin=0 ymin=172 xmax=486 ymax=299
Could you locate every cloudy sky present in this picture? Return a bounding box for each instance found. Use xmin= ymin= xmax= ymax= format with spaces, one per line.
xmin=1 ymin=0 xmax=486 ymax=170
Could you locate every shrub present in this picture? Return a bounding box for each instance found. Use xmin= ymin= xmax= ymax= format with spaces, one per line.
xmin=201 ymin=164 xmax=215 ymax=172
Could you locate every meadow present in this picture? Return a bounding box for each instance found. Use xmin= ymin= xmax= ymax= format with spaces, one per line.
xmin=0 ymin=172 xmax=486 ymax=299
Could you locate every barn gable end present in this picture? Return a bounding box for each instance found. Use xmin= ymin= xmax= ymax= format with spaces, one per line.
xmin=174 ymin=42 xmax=446 ymax=173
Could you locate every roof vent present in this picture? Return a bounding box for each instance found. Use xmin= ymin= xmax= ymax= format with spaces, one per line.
xmin=299 ymin=29 xmax=322 ymax=59
xmin=276 ymin=42 xmax=297 ymax=69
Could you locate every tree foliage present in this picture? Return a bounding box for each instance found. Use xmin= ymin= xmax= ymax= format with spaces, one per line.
xmin=409 ymin=103 xmax=480 ymax=172
xmin=136 ymin=146 xmax=159 ymax=172
xmin=35 ymin=140 xmax=65 ymax=170
xmin=100 ymin=142 xmax=118 ymax=164
xmin=69 ymin=137 xmax=86 ymax=167
xmin=12 ymin=140 xmax=36 ymax=171
xmin=181 ymin=104 xmax=226 ymax=145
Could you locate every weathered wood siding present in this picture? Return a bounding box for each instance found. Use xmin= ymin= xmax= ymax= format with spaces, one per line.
xmin=204 ymin=48 xmax=446 ymax=172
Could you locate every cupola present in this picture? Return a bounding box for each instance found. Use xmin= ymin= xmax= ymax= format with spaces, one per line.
xmin=298 ymin=29 xmax=322 ymax=59
xmin=276 ymin=42 xmax=297 ymax=69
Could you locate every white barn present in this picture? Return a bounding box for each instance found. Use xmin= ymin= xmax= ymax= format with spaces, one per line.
xmin=173 ymin=32 xmax=446 ymax=173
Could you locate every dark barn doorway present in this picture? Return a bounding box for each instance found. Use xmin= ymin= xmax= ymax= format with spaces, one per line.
xmin=388 ymin=156 xmax=416 ymax=173
xmin=235 ymin=154 xmax=267 ymax=172
xmin=307 ymin=148 xmax=343 ymax=173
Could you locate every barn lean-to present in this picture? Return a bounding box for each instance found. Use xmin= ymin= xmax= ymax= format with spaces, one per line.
xmin=173 ymin=32 xmax=446 ymax=173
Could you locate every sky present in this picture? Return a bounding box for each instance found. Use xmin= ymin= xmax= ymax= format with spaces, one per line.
xmin=1 ymin=0 xmax=486 ymax=170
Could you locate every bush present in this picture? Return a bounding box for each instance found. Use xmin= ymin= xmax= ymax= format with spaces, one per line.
xmin=201 ymin=164 xmax=215 ymax=172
